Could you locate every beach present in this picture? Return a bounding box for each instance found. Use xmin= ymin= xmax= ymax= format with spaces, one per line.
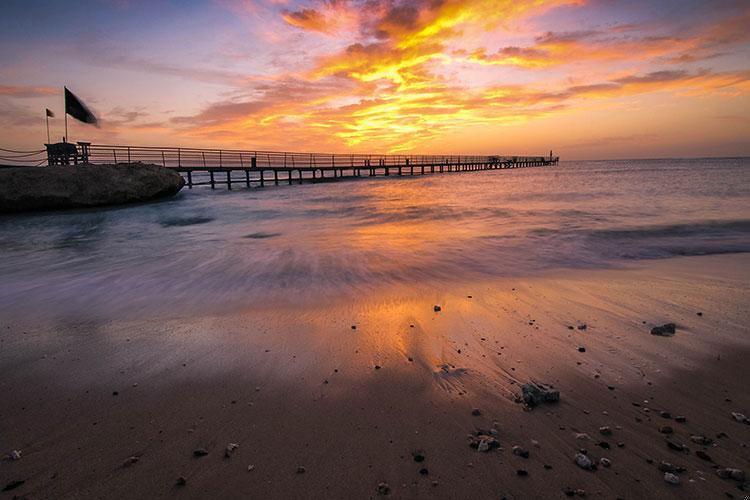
xmin=1 ymin=158 xmax=749 ymax=498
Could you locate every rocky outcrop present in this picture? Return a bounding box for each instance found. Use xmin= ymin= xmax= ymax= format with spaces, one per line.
xmin=0 ymin=163 xmax=185 ymax=213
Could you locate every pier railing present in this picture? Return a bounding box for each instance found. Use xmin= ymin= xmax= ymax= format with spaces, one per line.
xmin=78 ymin=144 xmax=551 ymax=169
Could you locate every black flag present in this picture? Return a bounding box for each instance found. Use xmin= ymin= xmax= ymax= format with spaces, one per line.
xmin=46 ymin=108 xmax=55 ymax=118
xmin=64 ymin=87 xmax=97 ymax=124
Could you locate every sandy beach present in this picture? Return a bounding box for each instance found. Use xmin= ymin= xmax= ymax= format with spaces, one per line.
xmin=2 ymin=253 xmax=748 ymax=499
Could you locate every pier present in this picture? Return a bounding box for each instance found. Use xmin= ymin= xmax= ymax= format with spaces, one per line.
xmin=3 ymin=143 xmax=559 ymax=189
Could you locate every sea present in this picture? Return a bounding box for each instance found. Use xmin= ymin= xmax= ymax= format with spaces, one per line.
xmin=1 ymin=157 xmax=748 ymax=320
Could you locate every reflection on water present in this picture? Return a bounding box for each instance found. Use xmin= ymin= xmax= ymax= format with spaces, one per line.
xmin=0 ymin=157 xmax=748 ymax=320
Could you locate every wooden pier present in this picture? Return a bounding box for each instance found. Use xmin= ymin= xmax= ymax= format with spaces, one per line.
xmin=3 ymin=144 xmax=560 ymax=188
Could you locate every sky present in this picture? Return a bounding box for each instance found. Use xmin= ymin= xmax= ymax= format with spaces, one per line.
xmin=1 ymin=0 xmax=749 ymax=159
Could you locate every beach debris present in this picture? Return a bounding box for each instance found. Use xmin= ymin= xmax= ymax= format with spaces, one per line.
xmin=563 ymin=487 xmax=586 ymax=497
xmin=433 ymin=305 xmax=442 ymax=312
xmin=574 ymin=453 xmax=593 ymax=470
xmin=8 ymin=450 xmax=21 ymax=460
xmin=520 ymin=382 xmax=560 ymax=408
xmin=663 ymin=472 xmax=680 ymax=485
xmin=296 ymin=466 xmax=306 ymax=474
xmin=176 ymin=476 xmax=187 ymax=486
xmin=2 ymin=480 xmax=25 ymax=492
xmin=717 ymin=468 xmax=745 ymax=481
xmin=599 ymin=426 xmax=612 ymax=436
xmin=469 ymin=430 xmax=499 ymax=452
xmin=731 ymin=412 xmax=749 ymax=424
xmin=666 ymin=439 xmax=688 ymax=452
xmin=471 ymin=408 xmax=482 ymax=416
xmin=512 ymin=445 xmax=529 ymax=458
xmin=376 ymin=482 xmax=391 ymax=495
xmin=122 ymin=455 xmax=139 ymax=467
xmin=193 ymin=448 xmax=209 ymax=457
xmin=412 ymin=451 xmax=425 ymax=463
xmin=577 ymin=324 xmax=587 ymax=331
xmin=224 ymin=443 xmax=239 ymax=458
xmin=600 ymin=457 xmax=611 ymax=468
xmin=650 ymin=323 xmax=676 ymax=336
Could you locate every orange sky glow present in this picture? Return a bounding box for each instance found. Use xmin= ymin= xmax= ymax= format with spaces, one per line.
xmin=1 ymin=0 xmax=749 ymax=159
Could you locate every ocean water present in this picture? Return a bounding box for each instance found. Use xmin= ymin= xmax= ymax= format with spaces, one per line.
xmin=1 ymin=158 xmax=748 ymax=319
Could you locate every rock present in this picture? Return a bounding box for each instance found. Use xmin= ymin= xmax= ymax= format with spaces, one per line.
xmin=516 ymin=469 xmax=528 ymax=476
xmin=600 ymin=457 xmax=611 ymax=468
xmin=521 ymin=382 xmax=560 ymax=408
xmin=664 ymin=472 xmax=680 ymax=485
xmin=597 ymin=441 xmax=610 ymax=449
xmin=471 ymin=408 xmax=482 ymax=416
xmin=433 ymin=305 xmax=442 ymax=312
xmin=122 ymin=455 xmax=139 ymax=467
xmin=574 ymin=453 xmax=593 ymax=470
xmin=193 ymin=448 xmax=209 ymax=457
xmin=0 ymin=163 xmax=185 ymax=213
xmin=695 ymin=450 xmax=712 ymax=461
xmin=176 ymin=476 xmax=187 ymax=486
xmin=659 ymin=462 xmax=679 ymax=473
xmin=413 ymin=452 xmax=425 ymax=463
xmin=247 ymin=465 xmax=255 ymax=471
xmin=717 ymin=468 xmax=745 ymax=481
xmin=578 ymin=346 xmax=586 ymax=352
xmin=666 ymin=439 xmax=687 ymax=452
xmin=512 ymin=446 xmax=529 ymax=458
xmin=659 ymin=426 xmax=674 ymax=434
xmin=696 ymin=312 xmax=703 ymax=316
xmin=578 ymin=324 xmax=587 ymax=330
xmin=731 ymin=412 xmax=749 ymax=424
xmin=650 ymin=323 xmax=676 ymax=336
xmin=376 ymin=482 xmax=391 ymax=495
xmin=675 ymin=415 xmax=687 ymax=423
xmin=690 ymin=435 xmax=713 ymax=445
xmin=418 ymin=467 xmax=429 ymax=475
xmin=2 ymin=480 xmax=25 ymax=492
xmin=563 ymin=487 xmax=586 ymax=497
xmin=225 ymin=443 xmax=239 ymax=458
xmin=351 ymin=325 xmax=356 ymax=330
xmin=599 ymin=426 xmax=612 ymax=436
xmin=374 ymin=365 xmax=381 ymax=370
xmin=660 ymin=411 xmax=671 ymax=419
xmin=296 ymin=466 xmax=306 ymax=474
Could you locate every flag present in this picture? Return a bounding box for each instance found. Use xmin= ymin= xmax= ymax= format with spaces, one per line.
xmin=64 ymin=87 xmax=97 ymax=125
xmin=46 ymin=108 xmax=55 ymax=118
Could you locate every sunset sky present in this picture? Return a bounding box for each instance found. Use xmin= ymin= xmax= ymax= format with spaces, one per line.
xmin=1 ymin=0 xmax=749 ymax=159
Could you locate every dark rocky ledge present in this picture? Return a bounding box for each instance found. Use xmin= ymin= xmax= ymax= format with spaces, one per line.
xmin=0 ymin=163 xmax=185 ymax=214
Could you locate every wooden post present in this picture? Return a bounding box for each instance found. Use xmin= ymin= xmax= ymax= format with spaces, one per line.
xmin=227 ymin=171 xmax=232 ymax=190
xmin=260 ymin=170 xmax=264 ymax=187
xmin=245 ymin=169 xmax=250 ymax=188
xmin=209 ymin=171 xmax=215 ymax=189
xmin=187 ymin=171 xmax=192 ymax=188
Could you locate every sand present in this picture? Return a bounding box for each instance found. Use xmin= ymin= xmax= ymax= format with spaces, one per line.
xmin=1 ymin=253 xmax=749 ymax=499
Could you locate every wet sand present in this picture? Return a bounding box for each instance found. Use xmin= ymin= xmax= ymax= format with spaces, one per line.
xmin=1 ymin=253 xmax=749 ymax=499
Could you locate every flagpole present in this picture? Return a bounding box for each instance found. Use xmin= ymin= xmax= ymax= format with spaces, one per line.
xmin=46 ymin=113 xmax=50 ymax=144
xmin=63 ymin=86 xmax=68 ymax=142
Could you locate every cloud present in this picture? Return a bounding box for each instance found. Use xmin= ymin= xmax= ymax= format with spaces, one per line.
xmin=0 ymin=85 xmax=58 ymax=98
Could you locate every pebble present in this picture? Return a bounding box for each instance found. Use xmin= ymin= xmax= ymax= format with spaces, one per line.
xmin=433 ymin=305 xmax=441 ymax=312
xmin=122 ymin=456 xmax=139 ymax=467
xmin=176 ymin=476 xmax=187 ymax=486
xmin=418 ymin=467 xmax=429 ymax=475
xmin=690 ymin=435 xmax=713 ymax=445
xmin=664 ymin=472 xmax=680 ymax=485
xmin=247 ymin=465 xmax=255 ymax=471
xmin=574 ymin=453 xmax=593 ymax=470
xmin=660 ymin=411 xmax=671 ymax=419
xmin=376 ymin=482 xmax=391 ymax=495
xmin=578 ymin=324 xmax=587 ymax=331
xmin=695 ymin=450 xmax=712 ymax=461
xmin=351 ymin=325 xmax=356 ymax=330
xmin=666 ymin=439 xmax=687 ymax=452
xmin=512 ymin=445 xmax=529 ymax=458
xmin=374 ymin=365 xmax=381 ymax=370
xmin=578 ymin=347 xmax=586 ymax=353
xmin=731 ymin=412 xmax=749 ymax=424
xmin=675 ymin=415 xmax=687 ymax=423
xmin=2 ymin=480 xmax=25 ymax=492
xmin=193 ymin=448 xmax=209 ymax=457
xmin=600 ymin=457 xmax=611 ymax=467
xmin=521 ymin=382 xmax=560 ymax=408
xmin=599 ymin=426 xmax=612 ymax=436
xmin=413 ymin=452 xmax=425 ymax=463
xmin=717 ymin=468 xmax=745 ymax=481
xmin=296 ymin=466 xmax=306 ymax=474
xmin=471 ymin=408 xmax=481 ymax=416
xmin=516 ymin=469 xmax=528 ymax=476
xmin=659 ymin=426 xmax=674 ymax=434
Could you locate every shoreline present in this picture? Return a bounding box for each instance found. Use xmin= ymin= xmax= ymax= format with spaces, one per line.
xmin=1 ymin=253 xmax=749 ymax=498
